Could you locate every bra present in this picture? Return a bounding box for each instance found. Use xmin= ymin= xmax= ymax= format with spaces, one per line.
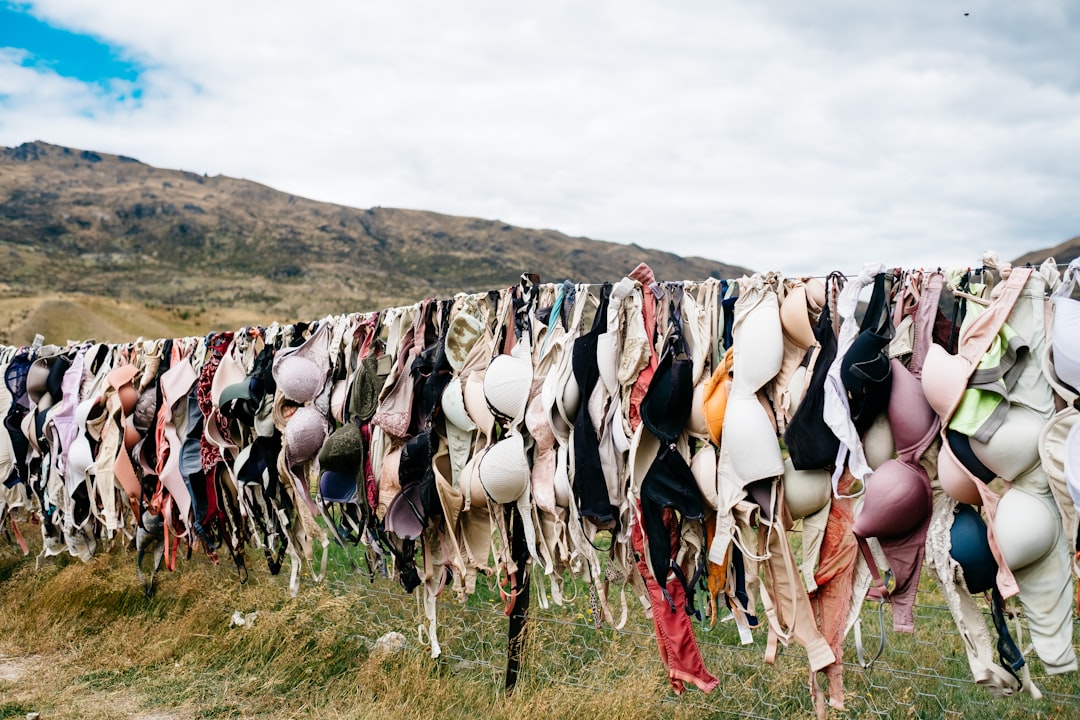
xmin=724 ymin=275 xmax=785 ymax=483
xmin=950 ymin=503 xmax=997 ymax=594
xmin=993 ymin=487 xmax=1059 ymax=571
xmin=1050 ymin=257 xmax=1080 ymax=392
xmin=839 ymin=272 xmax=893 ymax=434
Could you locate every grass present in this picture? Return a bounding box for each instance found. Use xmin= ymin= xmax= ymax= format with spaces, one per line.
xmin=0 ymin=518 xmax=1077 ymax=720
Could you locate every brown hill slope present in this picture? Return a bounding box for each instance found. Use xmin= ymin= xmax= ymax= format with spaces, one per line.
xmin=1013 ymin=235 xmax=1080 ymax=267
xmin=0 ymin=141 xmax=750 ymax=332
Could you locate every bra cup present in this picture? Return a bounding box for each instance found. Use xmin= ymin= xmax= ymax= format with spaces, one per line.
xmin=629 ymin=422 xmax=661 ymax=495
xmin=26 ymin=361 xmax=50 ymax=406
xmin=319 ymin=470 xmax=358 ymax=504
xmin=733 ymin=295 xmax=783 ymax=393
xmin=887 ymin=359 xmax=936 ymax=454
xmin=67 ymin=435 xmax=94 ymax=482
xmin=484 ymin=354 xmax=532 ymax=421
xmin=478 ymin=433 xmax=529 ymax=504
xmin=275 ymin=356 xmax=322 ymax=404
xmin=285 ymin=405 xmax=329 ymax=464
xmin=1051 ymin=297 xmax=1080 ymax=391
xmin=463 ymin=372 xmax=495 ymax=437
xmin=862 ymin=412 xmax=896 ymax=470
xmin=553 ymin=444 xmax=571 ymax=509
xmin=460 ymin=455 xmax=487 ymax=510
xmin=522 ymin=390 xmax=550 ymax=445
xmin=687 ymin=381 xmax=709 ymax=439
xmin=950 ymin=504 xmax=997 ymax=594
xmin=211 ymin=348 xmax=246 ymax=406
xmin=377 ymin=446 xmax=403 ymax=518
xmin=385 ymin=484 xmax=425 ymax=540
xmin=74 ymin=398 xmax=95 ymax=428
xmin=445 ymin=311 xmax=483 ymax=373
xmin=969 ymin=405 xmax=1044 ymax=482
xmin=722 ymin=392 xmax=783 ymax=483
xmin=560 ymin=375 xmax=581 ymax=425
xmin=442 ymin=378 xmax=476 ymax=431
xmin=123 ymin=420 xmax=141 ymax=451
xmin=118 ymin=384 xmax=139 ymax=415
xmin=702 ymin=358 xmax=732 ymax=446
xmin=840 ymin=331 xmax=890 ymax=394
xmin=541 ymin=345 xmax=574 ymax=443
xmin=780 ymin=285 xmax=816 ymax=350
xmin=937 ymin=442 xmax=984 ymax=506
xmin=804 ymin=278 xmax=826 ymax=310
xmin=329 ymin=380 xmax=349 ymax=425
xmin=853 ymin=459 xmax=931 ymax=538
xmin=782 ymin=457 xmax=831 ymax=520
xmin=922 ymin=344 xmax=968 ymax=419
xmin=787 ymin=365 xmax=808 ymax=413
xmin=690 ymin=443 xmax=719 ymax=511
xmin=525 ymin=393 xmax=557 ymax=513
xmin=993 ymin=487 xmax=1059 ymax=570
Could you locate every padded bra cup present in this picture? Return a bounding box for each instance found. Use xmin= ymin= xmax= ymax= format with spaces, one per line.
xmin=687 ymin=382 xmax=708 ymax=438
xmin=732 ymin=299 xmax=783 ymax=393
xmin=968 ymin=404 xmax=1043 ymax=482
xmin=887 ymin=360 xmax=936 ymax=456
xmin=993 ymin=488 xmax=1059 ymax=571
xmin=921 ymin=343 xmax=969 ymax=419
xmin=463 ymin=372 xmax=495 ymax=434
xmin=25 ymin=362 xmax=50 ymax=405
xmin=724 ymin=286 xmax=784 ymax=483
xmin=723 ymin=393 xmax=784 ymax=482
xmin=937 ymin=440 xmax=984 ymax=506
xmin=854 ymin=458 xmax=931 ymax=539
xmin=67 ymin=435 xmax=94 ymax=481
xmin=1052 ymin=297 xmax=1080 ymax=391
xmin=320 ymin=469 xmax=358 ymax=504
xmin=862 ymin=414 xmax=896 ymax=470
xmin=782 ymin=457 xmax=830 ymax=520
xmin=780 ymin=285 xmax=816 ymax=350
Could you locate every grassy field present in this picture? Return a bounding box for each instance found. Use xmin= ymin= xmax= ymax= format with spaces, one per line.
xmin=0 ymin=294 xmax=274 ymax=346
xmin=0 ymin=518 xmax=1078 ymax=720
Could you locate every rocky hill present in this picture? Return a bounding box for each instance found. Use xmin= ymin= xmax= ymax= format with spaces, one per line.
xmin=0 ymin=141 xmax=750 ymax=336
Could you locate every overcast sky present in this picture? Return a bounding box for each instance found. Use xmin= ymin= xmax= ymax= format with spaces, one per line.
xmin=2 ymin=0 xmax=1079 ymax=276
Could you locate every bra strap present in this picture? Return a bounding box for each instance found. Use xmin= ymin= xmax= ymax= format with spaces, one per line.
xmin=909 ymin=271 xmax=945 ymax=379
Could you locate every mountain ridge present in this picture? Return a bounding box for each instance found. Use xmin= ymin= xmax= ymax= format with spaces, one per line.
xmin=0 ymin=140 xmax=750 ymax=327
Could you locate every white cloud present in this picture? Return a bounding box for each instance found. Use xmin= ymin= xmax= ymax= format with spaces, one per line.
xmin=2 ymin=0 xmax=1079 ymax=276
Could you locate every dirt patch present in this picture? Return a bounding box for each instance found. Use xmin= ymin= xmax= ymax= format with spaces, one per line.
xmin=0 ymin=653 xmax=38 ymax=682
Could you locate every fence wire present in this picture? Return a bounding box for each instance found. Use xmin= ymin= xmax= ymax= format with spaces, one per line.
xmin=309 ymin=538 xmax=1080 ymax=720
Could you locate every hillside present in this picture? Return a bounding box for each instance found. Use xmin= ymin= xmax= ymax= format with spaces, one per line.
xmin=0 ymin=141 xmax=750 ymax=342
xmin=1013 ymin=235 xmax=1080 ymax=267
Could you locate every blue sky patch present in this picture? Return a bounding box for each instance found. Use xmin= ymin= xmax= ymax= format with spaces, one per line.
xmin=0 ymin=3 xmax=144 ymax=89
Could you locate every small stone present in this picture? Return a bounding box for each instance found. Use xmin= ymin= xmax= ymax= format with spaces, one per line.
xmin=371 ymin=631 xmax=407 ymax=657
xmin=27 ymin=713 xmax=41 ymax=720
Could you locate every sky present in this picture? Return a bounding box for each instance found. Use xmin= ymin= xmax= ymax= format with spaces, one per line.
xmin=1 ymin=1 xmax=1079 ymax=277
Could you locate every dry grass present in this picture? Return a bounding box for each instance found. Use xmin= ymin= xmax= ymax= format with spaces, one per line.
xmin=0 ymin=527 xmax=681 ymax=720
xmin=0 ymin=294 xmax=272 ymax=346
xmin=1 ymin=520 xmax=1078 ymax=720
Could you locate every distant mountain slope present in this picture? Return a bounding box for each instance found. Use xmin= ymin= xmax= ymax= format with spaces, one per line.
xmin=0 ymin=141 xmax=751 ymax=327
xmin=1013 ymin=235 xmax=1080 ymax=267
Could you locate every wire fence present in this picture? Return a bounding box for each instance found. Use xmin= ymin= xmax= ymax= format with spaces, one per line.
xmin=307 ymin=539 xmax=1080 ymax=720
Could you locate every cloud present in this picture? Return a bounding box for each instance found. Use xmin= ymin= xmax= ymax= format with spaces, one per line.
xmin=1 ymin=0 xmax=1079 ymax=275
